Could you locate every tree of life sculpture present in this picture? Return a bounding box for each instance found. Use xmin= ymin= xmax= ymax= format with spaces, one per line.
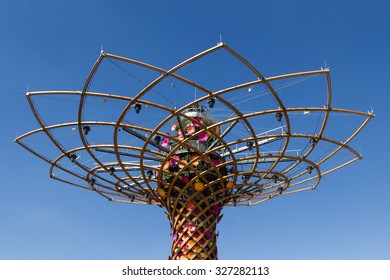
xmin=15 ymin=43 xmax=373 ymax=260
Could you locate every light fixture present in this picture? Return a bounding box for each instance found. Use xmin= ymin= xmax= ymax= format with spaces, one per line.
xmin=242 ymin=175 xmax=250 ymax=183
xmin=89 ymin=177 xmax=96 ymax=187
xmin=69 ymin=154 xmax=77 ymax=162
xmin=272 ymin=174 xmax=278 ymax=183
xmin=246 ymin=141 xmax=253 ymax=151
xmin=276 ymin=112 xmax=283 ymax=122
xmin=146 ymin=169 xmax=153 ymax=179
xmin=310 ymin=138 xmax=317 ymax=146
xmin=82 ymin=125 xmax=91 ymax=135
xmin=134 ymin=103 xmax=142 ymax=113
xmin=306 ymin=166 xmax=314 ymax=174
xmin=154 ymin=135 xmax=161 ymax=145
xmin=233 ymin=197 xmax=237 ymax=206
xmin=278 ymin=187 xmax=283 ymax=194
xmin=208 ymin=98 xmax=215 ymax=108
xmin=108 ymin=167 xmax=116 ymax=175
xmin=130 ymin=196 xmax=135 ymax=202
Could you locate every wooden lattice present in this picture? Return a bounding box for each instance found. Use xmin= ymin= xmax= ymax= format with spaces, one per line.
xmin=15 ymin=43 xmax=374 ymax=259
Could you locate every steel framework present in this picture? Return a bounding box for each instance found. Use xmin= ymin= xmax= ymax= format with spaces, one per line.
xmin=15 ymin=43 xmax=373 ymax=260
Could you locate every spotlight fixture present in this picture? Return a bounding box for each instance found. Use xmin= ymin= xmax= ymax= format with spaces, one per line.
xmin=82 ymin=125 xmax=91 ymax=135
xmin=154 ymin=135 xmax=161 ymax=145
xmin=208 ymin=98 xmax=215 ymax=108
xmin=69 ymin=154 xmax=77 ymax=162
xmin=306 ymin=166 xmax=314 ymax=174
xmin=242 ymin=175 xmax=250 ymax=183
xmin=134 ymin=103 xmax=142 ymax=113
xmin=89 ymin=177 xmax=96 ymax=187
xmin=310 ymin=138 xmax=318 ymax=147
xmin=276 ymin=112 xmax=283 ymax=122
xmin=146 ymin=169 xmax=153 ymax=179
xmin=108 ymin=167 xmax=116 ymax=175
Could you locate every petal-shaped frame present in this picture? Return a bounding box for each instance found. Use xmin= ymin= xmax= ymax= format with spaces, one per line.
xmin=15 ymin=43 xmax=374 ymax=208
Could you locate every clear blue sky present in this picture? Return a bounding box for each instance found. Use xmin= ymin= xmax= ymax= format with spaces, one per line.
xmin=1 ymin=0 xmax=389 ymax=260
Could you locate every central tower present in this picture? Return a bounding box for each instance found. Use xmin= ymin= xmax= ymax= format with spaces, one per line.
xmin=160 ymin=104 xmax=230 ymax=260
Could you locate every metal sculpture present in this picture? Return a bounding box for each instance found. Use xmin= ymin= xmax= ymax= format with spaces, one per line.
xmin=15 ymin=43 xmax=374 ymax=260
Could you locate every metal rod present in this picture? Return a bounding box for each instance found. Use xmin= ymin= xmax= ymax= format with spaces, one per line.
xmin=122 ymin=127 xmax=170 ymax=153
xmin=95 ymin=148 xmax=160 ymax=161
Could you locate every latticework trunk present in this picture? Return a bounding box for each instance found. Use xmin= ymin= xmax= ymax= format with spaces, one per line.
xmin=169 ymin=197 xmax=220 ymax=260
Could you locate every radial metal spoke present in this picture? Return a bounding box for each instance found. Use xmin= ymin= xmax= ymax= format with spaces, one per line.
xmin=121 ymin=127 xmax=170 ymax=153
xmin=94 ymin=147 xmax=160 ymax=161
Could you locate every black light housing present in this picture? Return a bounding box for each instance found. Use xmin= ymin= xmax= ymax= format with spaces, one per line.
xmin=134 ymin=103 xmax=142 ymax=113
xmin=108 ymin=167 xmax=116 ymax=175
xmin=208 ymin=98 xmax=215 ymax=108
xmin=242 ymin=175 xmax=250 ymax=183
xmin=146 ymin=169 xmax=153 ymax=179
xmin=276 ymin=112 xmax=283 ymax=122
xmin=89 ymin=177 xmax=96 ymax=187
xmin=82 ymin=125 xmax=91 ymax=135
xmin=247 ymin=141 xmax=253 ymax=151
xmin=69 ymin=154 xmax=77 ymax=162
xmin=306 ymin=166 xmax=314 ymax=174
xmin=154 ymin=135 xmax=161 ymax=145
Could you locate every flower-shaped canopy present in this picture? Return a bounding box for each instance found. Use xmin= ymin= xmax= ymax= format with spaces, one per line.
xmin=15 ymin=43 xmax=374 ymax=208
